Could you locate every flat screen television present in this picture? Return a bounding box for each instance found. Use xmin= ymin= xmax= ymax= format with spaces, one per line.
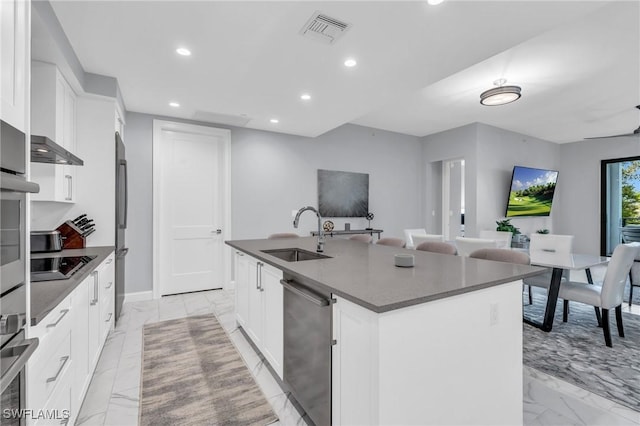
xmin=505 ymin=166 xmax=559 ymax=217
xmin=318 ymin=169 xmax=369 ymax=217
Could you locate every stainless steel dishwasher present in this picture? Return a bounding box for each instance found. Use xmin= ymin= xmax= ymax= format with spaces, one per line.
xmin=281 ymin=278 xmax=332 ymax=426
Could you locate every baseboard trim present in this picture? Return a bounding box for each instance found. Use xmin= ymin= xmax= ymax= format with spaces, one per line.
xmin=124 ymin=291 xmax=153 ymax=304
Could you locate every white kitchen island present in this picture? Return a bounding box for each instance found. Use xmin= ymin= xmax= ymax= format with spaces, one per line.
xmin=226 ymin=237 xmax=544 ymax=426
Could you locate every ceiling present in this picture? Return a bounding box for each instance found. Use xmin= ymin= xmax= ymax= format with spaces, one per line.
xmin=46 ymin=1 xmax=639 ymax=143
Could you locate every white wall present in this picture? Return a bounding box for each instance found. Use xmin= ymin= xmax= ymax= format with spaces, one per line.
xmin=31 ymin=96 xmax=116 ymax=247
xmin=124 ymin=112 xmax=423 ymax=294
xmin=557 ymin=136 xmax=640 ymax=254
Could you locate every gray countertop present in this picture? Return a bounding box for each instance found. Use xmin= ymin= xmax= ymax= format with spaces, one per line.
xmin=226 ymin=237 xmax=546 ymax=313
xmin=31 ymin=246 xmax=115 ymax=326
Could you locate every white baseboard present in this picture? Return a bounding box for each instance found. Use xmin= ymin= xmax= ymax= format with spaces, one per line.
xmin=124 ymin=291 xmax=153 ymax=304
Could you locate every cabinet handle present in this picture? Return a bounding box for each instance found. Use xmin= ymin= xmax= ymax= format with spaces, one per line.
xmin=60 ymin=418 xmax=70 ymax=426
xmin=255 ymin=262 xmax=260 ymax=290
xmin=90 ymin=271 xmax=99 ymax=305
xmin=46 ymin=356 xmax=70 ymax=383
xmin=106 ymin=258 xmax=113 ymax=265
xmin=65 ymin=175 xmax=72 ymax=201
xmin=259 ymin=263 xmax=264 ymax=292
xmin=105 ymin=281 xmax=113 ymax=289
xmin=46 ymin=309 xmax=69 ymax=328
xmin=105 ymin=313 xmax=113 ymax=322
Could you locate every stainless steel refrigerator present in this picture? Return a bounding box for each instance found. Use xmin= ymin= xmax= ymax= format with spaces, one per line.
xmin=115 ymin=132 xmax=128 ymax=322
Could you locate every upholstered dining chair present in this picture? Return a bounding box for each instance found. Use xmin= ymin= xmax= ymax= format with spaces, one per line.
xmin=469 ymin=248 xmax=530 ymax=265
xmin=412 ymin=234 xmax=445 ymax=248
xmin=478 ymin=230 xmax=513 ymax=249
xmin=454 ymin=237 xmax=498 ymax=257
xmin=267 ymin=233 xmax=300 ymax=239
xmin=523 ymin=234 xmax=574 ymax=304
xmin=376 ymin=237 xmax=406 ymax=248
xmin=415 ymin=241 xmax=457 ymax=255
xmin=620 ymin=226 xmax=640 ymax=244
xmin=349 ymin=234 xmax=372 ymax=243
xmin=403 ymin=228 xmax=427 ymax=249
xmin=628 ymin=251 xmax=640 ymax=306
xmin=559 ymin=243 xmax=639 ymax=347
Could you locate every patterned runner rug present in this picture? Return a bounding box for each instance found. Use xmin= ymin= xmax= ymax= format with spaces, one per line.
xmin=140 ymin=315 xmax=278 ymax=425
xmin=523 ymin=295 xmax=640 ymax=412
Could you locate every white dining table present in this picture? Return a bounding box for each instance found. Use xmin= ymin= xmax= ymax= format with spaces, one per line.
xmin=524 ymin=251 xmax=610 ymax=332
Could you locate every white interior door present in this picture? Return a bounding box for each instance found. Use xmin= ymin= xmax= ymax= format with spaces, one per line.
xmin=154 ymin=121 xmax=230 ymax=296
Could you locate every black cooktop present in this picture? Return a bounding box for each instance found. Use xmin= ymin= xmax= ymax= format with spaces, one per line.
xmin=31 ymin=255 xmax=96 ymax=282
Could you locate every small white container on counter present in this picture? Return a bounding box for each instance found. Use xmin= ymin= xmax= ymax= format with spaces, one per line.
xmin=394 ymin=254 xmax=414 ymax=268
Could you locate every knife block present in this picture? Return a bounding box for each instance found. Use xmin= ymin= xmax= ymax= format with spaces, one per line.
xmin=56 ymin=221 xmax=86 ymax=249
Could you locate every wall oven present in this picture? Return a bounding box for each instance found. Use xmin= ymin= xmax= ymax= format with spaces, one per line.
xmin=1 ymin=119 xmax=40 ymax=425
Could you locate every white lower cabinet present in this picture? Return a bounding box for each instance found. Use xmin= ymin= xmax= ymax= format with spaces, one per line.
xmin=27 ymin=252 xmax=115 ymax=425
xmin=234 ymin=252 xmax=283 ymax=379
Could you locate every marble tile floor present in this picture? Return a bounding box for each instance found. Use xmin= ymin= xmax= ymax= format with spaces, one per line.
xmin=77 ymin=288 xmax=640 ymax=426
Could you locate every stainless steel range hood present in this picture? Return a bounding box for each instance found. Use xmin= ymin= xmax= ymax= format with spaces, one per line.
xmin=31 ymin=135 xmax=84 ymax=165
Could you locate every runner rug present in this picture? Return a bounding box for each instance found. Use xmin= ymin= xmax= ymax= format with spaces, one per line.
xmin=139 ymin=315 xmax=278 ymax=425
xmin=523 ymin=296 xmax=640 ymax=412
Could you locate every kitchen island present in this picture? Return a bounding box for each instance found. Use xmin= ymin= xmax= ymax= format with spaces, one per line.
xmin=226 ymin=237 xmax=545 ymax=426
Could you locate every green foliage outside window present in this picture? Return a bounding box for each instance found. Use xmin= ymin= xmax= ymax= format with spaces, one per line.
xmin=622 ymin=161 xmax=640 ymax=225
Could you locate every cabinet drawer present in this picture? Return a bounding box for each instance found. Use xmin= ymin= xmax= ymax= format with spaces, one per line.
xmin=29 ymin=296 xmax=72 ymax=342
xmin=28 ymin=332 xmax=72 ymax=414
xmin=34 ymin=367 xmax=72 ymax=426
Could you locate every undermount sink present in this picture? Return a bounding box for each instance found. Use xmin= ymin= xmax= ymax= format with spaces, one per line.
xmin=261 ymin=248 xmax=332 ymax=262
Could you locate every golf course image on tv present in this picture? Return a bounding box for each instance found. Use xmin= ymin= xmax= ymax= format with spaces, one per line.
xmin=506 ymin=166 xmax=559 ymax=217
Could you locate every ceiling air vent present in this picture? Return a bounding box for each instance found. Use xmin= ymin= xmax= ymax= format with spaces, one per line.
xmin=299 ymin=11 xmax=351 ymax=45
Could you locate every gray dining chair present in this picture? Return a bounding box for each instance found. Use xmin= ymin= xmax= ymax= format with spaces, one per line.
xmin=559 ymin=243 xmax=639 ymax=347
xmin=376 ymin=237 xmax=406 ymax=248
xmin=469 ymin=248 xmax=530 ymax=265
xmin=268 ymin=233 xmax=300 ymax=239
xmin=349 ymin=234 xmax=372 ymax=243
xmin=415 ymin=241 xmax=457 ymax=255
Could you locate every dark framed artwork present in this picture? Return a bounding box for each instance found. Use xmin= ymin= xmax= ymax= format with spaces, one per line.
xmin=317 ymin=169 xmax=369 ymax=217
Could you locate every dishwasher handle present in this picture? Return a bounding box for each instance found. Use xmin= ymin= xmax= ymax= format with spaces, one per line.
xmin=281 ymin=280 xmax=330 ymax=307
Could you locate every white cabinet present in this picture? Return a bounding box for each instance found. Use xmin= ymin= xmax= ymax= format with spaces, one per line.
xmin=234 ymin=252 xmax=283 ymax=379
xmin=0 ymin=0 xmax=29 ymax=132
xmin=31 ymin=62 xmax=78 ymax=203
xmin=234 ymin=251 xmax=249 ymax=327
xmin=27 ymin=252 xmax=115 ymax=426
xmin=27 ymin=296 xmax=73 ymax=426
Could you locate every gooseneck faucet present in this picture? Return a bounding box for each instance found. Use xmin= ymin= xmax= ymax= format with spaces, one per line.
xmin=293 ymin=206 xmax=325 ymax=253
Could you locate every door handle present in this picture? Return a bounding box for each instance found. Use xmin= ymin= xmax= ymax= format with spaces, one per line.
xmin=212 ymin=229 xmax=222 ymax=234
xmin=46 ymin=356 xmax=70 ymax=383
xmin=65 ymin=175 xmax=72 ymax=200
xmin=90 ymin=271 xmax=99 ymax=305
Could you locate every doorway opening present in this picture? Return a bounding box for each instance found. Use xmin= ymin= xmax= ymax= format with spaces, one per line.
xmin=601 ymin=156 xmax=640 ymax=255
xmin=442 ymin=158 xmax=465 ymax=241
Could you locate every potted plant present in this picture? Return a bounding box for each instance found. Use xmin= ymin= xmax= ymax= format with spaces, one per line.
xmin=496 ymin=219 xmax=521 ymax=242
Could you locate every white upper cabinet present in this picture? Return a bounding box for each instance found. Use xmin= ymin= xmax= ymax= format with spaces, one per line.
xmin=0 ymin=0 xmax=29 ymax=132
xmin=31 ymin=61 xmax=78 ymax=203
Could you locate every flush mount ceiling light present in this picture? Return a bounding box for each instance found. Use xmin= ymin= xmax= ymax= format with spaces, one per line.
xmin=169 ymin=102 xmax=180 ymax=107
xmin=480 ymin=79 xmax=522 ymax=106
xmin=427 ymin=0 xmax=445 ymax=5
xmin=300 ymin=93 xmax=311 ymax=101
xmin=176 ymin=47 xmax=191 ymax=56
xmin=344 ymin=58 xmax=357 ymax=67
xmin=270 ymin=118 xmax=279 ymax=124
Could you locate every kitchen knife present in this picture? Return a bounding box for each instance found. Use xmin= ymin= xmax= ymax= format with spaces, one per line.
xmin=83 ymin=228 xmax=95 ymax=238
xmin=72 ymin=214 xmax=87 ymax=224
xmin=77 ymin=218 xmax=92 ymax=227
xmin=81 ymin=223 xmax=95 ymax=232
xmin=80 ymin=220 xmax=94 ymax=229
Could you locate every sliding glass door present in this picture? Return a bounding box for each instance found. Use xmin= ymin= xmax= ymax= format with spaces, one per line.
xmin=601 ymin=156 xmax=640 ymax=255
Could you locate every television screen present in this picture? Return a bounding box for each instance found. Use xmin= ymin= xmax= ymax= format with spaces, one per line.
xmin=318 ymin=169 xmax=369 ymax=217
xmin=506 ymin=166 xmax=559 ymax=217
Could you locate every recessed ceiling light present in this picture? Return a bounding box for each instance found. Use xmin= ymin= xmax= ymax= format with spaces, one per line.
xmin=427 ymin=0 xmax=444 ymax=5
xmin=344 ymin=58 xmax=357 ymax=68
xmin=169 ymin=102 xmax=180 ymax=107
xmin=270 ymin=118 xmax=279 ymax=124
xmin=176 ymin=47 xmax=191 ymax=56
xmin=300 ymin=94 xmax=311 ymax=101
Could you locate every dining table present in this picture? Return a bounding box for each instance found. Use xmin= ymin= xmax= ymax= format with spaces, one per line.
xmin=524 ymin=251 xmax=610 ymax=332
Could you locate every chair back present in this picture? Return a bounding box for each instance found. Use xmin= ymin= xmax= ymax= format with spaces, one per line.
xmin=454 ymin=237 xmax=498 ymax=257
xmin=415 ymin=241 xmax=457 ymax=255
xmin=403 ymin=228 xmax=427 ymax=248
xmin=620 ymin=226 xmax=640 ymax=243
xmin=600 ymin=243 xmax=640 ymax=308
xmin=469 ymin=248 xmax=530 ymax=265
xmin=376 ymin=237 xmax=406 ymax=248
xmin=478 ymin=230 xmax=512 ymax=249
xmin=411 ymin=234 xmax=445 ymax=248
xmin=349 ymin=234 xmax=372 ymax=244
xmin=268 ymin=233 xmax=300 ymax=239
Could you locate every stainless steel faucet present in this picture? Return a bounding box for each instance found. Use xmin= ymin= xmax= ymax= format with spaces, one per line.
xmin=293 ymin=206 xmax=325 ymax=253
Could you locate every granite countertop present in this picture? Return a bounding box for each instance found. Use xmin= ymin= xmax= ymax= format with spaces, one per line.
xmin=226 ymin=237 xmax=546 ymax=313
xmin=31 ymin=246 xmax=115 ymax=326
